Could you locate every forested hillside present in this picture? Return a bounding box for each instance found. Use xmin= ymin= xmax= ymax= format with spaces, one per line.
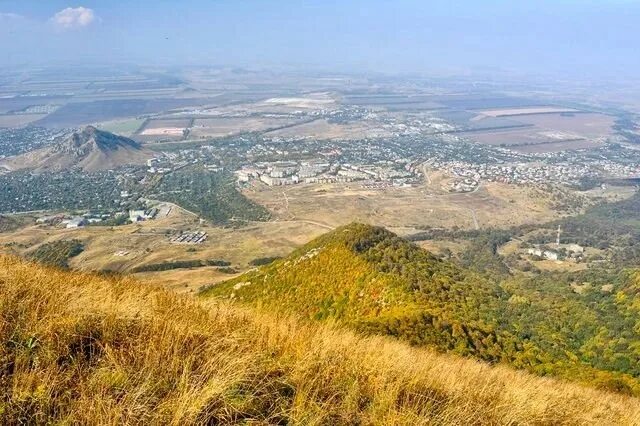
xmin=148 ymin=167 xmax=270 ymax=225
xmin=203 ymin=223 xmax=640 ymax=395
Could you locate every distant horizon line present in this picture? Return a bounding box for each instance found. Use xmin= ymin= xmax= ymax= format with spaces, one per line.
xmin=2 ymin=62 xmax=639 ymax=85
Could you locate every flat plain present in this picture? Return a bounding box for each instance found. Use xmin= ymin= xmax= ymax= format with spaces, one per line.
xmin=136 ymin=118 xmax=191 ymax=137
xmin=190 ymin=116 xmax=303 ymax=138
xmin=0 ymin=114 xmax=46 ymax=128
xmin=0 ymin=204 xmax=327 ymax=293
xmin=265 ymin=118 xmax=393 ymax=140
xmin=462 ymin=112 xmax=614 ymax=152
xmin=512 ymin=112 xmax=615 ymax=137
xmin=477 ymin=106 xmax=581 ymax=117
xmin=242 ymin=179 xmax=560 ymax=233
xmin=0 ymin=172 xmax=579 ymax=293
xmin=97 ymin=118 xmax=146 ymax=136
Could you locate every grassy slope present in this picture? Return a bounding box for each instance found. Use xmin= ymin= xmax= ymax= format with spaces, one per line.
xmin=203 ymin=223 xmax=640 ymax=395
xmin=205 ymin=224 xmax=456 ymax=320
xmin=2 ymin=255 xmax=639 ymax=424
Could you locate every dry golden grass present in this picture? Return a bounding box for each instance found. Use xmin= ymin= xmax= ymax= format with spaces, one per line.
xmin=0 ymin=211 xmax=326 ymax=293
xmin=1 ymin=254 xmax=639 ymax=425
xmin=243 ymin=179 xmax=560 ymax=232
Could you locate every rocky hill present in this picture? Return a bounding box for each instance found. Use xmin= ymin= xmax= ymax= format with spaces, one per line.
xmin=1 ymin=126 xmax=151 ymax=172
xmin=203 ymin=223 xmax=640 ymax=395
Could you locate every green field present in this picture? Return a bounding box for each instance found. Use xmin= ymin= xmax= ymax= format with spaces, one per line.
xmin=98 ymin=118 xmax=145 ymax=136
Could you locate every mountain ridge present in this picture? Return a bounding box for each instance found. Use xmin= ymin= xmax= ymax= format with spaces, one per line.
xmin=202 ymin=222 xmax=640 ymax=395
xmin=0 ymin=126 xmax=151 ymax=172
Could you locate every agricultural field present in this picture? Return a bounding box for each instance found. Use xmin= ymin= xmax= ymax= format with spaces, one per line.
xmin=35 ymin=98 xmax=217 ymax=128
xmin=240 ymin=96 xmax=340 ymax=115
xmin=262 ymin=96 xmax=336 ymax=109
xmin=0 ymin=114 xmax=47 ymax=128
xmin=97 ymin=118 xmax=145 ymax=136
xmin=138 ymin=118 xmax=192 ymax=137
xmin=477 ymin=106 xmax=581 ymax=117
xmin=461 ymin=112 xmax=614 ymax=152
xmin=265 ymin=118 xmax=392 ymax=140
xmin=466 ymin=127 xmax=593 ymax=149
xmin=190 ymin=116 xmax=303 ymax=138
xmin=513 ymin=112 xmax=615 ymax=137
xmin=513 ymin=138 xmax=604 ymax=153
xmin=342 ymin=94 xmax=442 ymax=109
xmin=435 ymin=96 xmax=545 ymax=110
xmin=142 ymin=118 xmax=193 ymax=129
xmin=435 ymin=109 xmax=525 ymax=131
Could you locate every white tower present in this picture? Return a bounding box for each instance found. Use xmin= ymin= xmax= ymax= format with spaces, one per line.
xmin=556 ymin=225 xmax=561 ymax=248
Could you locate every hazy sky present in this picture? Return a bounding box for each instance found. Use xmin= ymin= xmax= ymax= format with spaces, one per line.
xmin=1 ymin=0 xmax=639 ymax=78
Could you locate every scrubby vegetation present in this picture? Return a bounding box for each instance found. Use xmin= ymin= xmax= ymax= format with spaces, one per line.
xmin=131 ymin=259 xmax=230 ymax=273
xmin=87 ymin=214 xmax=130 ymax=227
xmin=411 ymin=191 xmax=640 ymax=269
xmin=205 ymin=223 xmax=640 ymax=395
xmin=0 ymin=215 xmax=31 ymax=234
xmin=548 ymin=191 xmax=640 ymax=266
xmin=1 ymin=255 xmax=639 ymax=424
xmin=148 ymin=167 xmax=270 ymax=225
xmin=27 ymin=240 xmax=84 ymax=269
xmin=249 ymin=256 xmax=282 ymax=266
